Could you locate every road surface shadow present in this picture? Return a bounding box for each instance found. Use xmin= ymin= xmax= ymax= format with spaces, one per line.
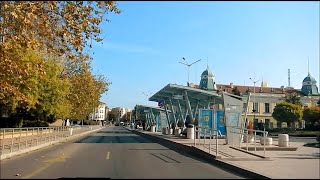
xmin=96 ymin=131 xmax=133 ymax=134
xmin=74 ymin=136 xmax=153 ymax=143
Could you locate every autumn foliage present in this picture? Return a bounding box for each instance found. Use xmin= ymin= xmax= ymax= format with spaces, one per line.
xmin=0 ymin=1 xmax=120 ymax=127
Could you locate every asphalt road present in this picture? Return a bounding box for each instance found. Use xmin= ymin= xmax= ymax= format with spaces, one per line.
xmin=0 ymin=126 xmax=243 ymax=179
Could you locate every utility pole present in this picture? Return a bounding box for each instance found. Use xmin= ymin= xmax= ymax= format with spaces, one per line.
xmin=179 ymin=57 xmax=201 ymax=86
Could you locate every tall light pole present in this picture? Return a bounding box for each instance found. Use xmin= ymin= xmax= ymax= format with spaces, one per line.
xmin=250 ymin=77 xmax=260 ymax=125
xmin=179 ymin=57 xmax=201 ymax=86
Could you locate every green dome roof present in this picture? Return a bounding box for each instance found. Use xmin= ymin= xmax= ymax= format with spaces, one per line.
xmin=201 ymin=66 xmax=213 ymax=76
xmin=303 ymin=73 xmax=316 ymax=82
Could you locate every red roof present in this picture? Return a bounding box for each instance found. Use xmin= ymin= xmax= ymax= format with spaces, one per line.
xmin=191 ymin=83 xmax=301 ymax=95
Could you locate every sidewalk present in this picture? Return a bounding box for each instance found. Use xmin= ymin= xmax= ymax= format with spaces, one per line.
xmin=1 ymin=126 xmax=104 ymax=160
xmin=138 ymin=130 xmax=320 ymax=179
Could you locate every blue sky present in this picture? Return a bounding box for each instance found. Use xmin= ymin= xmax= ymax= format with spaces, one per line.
xmin=90 ymin=1 xmax=320 ymax=110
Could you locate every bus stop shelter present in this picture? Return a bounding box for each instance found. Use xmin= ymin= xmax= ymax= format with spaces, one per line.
xmin=134 ymin=104 xmax=172 ymax=132
xmin=148 ymin=83 xmax=246 ymax=144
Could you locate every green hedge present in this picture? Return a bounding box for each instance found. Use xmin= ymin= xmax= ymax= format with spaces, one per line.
xmin=22 ymin=120 xmax=49 ymax=127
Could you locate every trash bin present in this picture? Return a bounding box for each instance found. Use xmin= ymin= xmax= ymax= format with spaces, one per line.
xmin=151 ymin=126 xmax=156 ymax=132
xmin=187 ymin=124 xmax=194 ymax=139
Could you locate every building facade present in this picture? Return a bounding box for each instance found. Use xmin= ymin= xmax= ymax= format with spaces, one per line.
xmin=110 ymin=107 xmax=132 ymax=123
xmin=89 ymin=102 xmax=106 ymax=122
xmin=196 ymin=67 xmax=320 ymax=129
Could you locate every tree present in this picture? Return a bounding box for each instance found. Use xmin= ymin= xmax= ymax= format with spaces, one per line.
xmin=67 ymin=68 xmax=109 ymax=120
xmin=124 ymin=111 xmax=132 ymax=122
xmin=303 ymin=106 xmax=320 ymax=126
xmin=285 ymin=93 xmax=302 ymax=106
xmin=1 ymin=1 xmax=120 ymax=58
xmin=0 ymin=1 xmax=120 ymax=107
xmin=108 ymin=111 xmax=117 ymax=123
xmin=0 ymin=49 xmax=71 ymax=127
xmin=232 ymin=87 xmax=241 ymax=96
xmin=272 ymin=102 xmax=303 ymax=128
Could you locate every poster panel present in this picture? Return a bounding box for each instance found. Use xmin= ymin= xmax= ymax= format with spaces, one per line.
xmin=223 ymin=93 xmax=244 ymax=145
xmin=216 ymin=110 xmax=226 ymax=136
xmin=199 ymin=109 xmax=214 ymax=137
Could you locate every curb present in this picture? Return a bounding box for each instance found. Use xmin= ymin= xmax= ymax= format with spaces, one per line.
xmin=0 ymin=127 xmax=103 ymax=160
xmin=131 ymin=130 xmax=271 ymax=179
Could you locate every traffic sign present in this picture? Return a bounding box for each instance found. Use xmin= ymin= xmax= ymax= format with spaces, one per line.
xmin=158 ymin=101 xmax=164 ymax=107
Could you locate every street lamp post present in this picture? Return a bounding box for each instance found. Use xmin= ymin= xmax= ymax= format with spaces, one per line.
xmin=179 ymin=57 xmax=201 ymax=86
xmin=250 ymin=77 xmax=260 ymax=125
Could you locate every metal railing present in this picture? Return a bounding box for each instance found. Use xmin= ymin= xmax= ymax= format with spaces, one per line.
xmin=193 ymin=126 xmax=222 ymax=157
xmin=229 ymin=126 xmax=269 ymax=157
xmin=0 ymin=125 xmax=101 ymax=156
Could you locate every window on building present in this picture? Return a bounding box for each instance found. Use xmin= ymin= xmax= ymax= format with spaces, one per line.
xmin=253 ymin=102 xmax=259 ymax=113
xmin=265 ymin=103 xmax=270 ymax=113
